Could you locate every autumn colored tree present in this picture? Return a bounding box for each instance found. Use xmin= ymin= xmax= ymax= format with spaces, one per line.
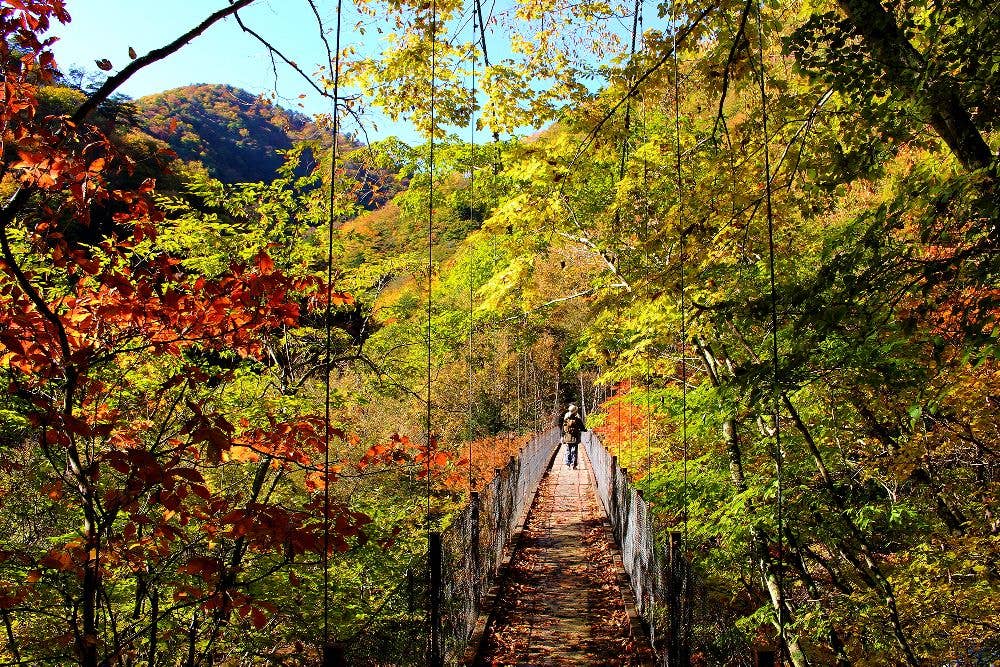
xmin=3 ymin=0 xmax=999 ymax=663
xmin=0 ymin=3 xmax=388 ymax=664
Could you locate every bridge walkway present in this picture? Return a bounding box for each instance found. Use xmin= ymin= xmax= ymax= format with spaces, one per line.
xmin=476 ymin=443 xmax=654 ymax=666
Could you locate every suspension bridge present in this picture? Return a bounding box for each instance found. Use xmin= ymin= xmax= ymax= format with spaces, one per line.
xmin=324 ymin=427 xmax=753 ymax=666
xmin=308 ymin=0 xmax=790 ymax=659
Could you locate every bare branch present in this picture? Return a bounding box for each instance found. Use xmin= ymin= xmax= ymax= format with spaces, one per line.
xmin=73 ymin=0 xmax=260 ymax=123
xmin=231 ymin=9 xmax=335 ymax=102
xmin=711 ymin=0 xmax=753 ymax=139
xmin=568 ymin=2 xmax=719 ymax=169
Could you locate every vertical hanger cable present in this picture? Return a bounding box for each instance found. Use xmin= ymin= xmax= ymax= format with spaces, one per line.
xmin=322 ymin=0 xmax=345 ymax=650
xmin=468 ymin=0 xmax=478 ymax=492
xmin=754 ymin=0 xmax=786 ymax=657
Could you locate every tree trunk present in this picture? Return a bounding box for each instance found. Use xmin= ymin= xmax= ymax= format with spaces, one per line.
xmin=696 ymin=339 xmax=746 ymax=488
xmin=834 ymin=0 xmax=993 ymax=171
xmin=148 ymin=587 xmax=159 ymax=667
xmin=785 ymin=395 xmax=920 ymax=665
xmin=695 ymin=338 xmax=809 ymax=665
xmin=2 ymin=609 xmax=20 ymax=663
xmin=70 ymin=443 xmax=100 ymax=667
xmin=185 ymin=611 xmax=199 ymax=667
xmin=755 ymin=528 xmax=810 ymax=667
xmin=788 ymin=533 xmax=852 ymax=666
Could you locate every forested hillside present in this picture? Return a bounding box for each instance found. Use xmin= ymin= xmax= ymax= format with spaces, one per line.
xmin=135 ymin=84 xmax=317 ymax=183
xmin=1 ymin=0 xmax=998 ymax=665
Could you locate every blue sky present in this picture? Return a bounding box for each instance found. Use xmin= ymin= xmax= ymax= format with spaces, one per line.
xmin=50 ymin=0 xmax=644 ymax=145
xmin=51 ymin=0 xmax=429 ymax=143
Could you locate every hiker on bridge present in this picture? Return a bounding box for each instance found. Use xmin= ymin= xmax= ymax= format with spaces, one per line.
xmin=559 ymin=404 xmax=586 ymax=469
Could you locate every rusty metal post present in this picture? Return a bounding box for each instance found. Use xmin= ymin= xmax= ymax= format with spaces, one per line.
xmin=429 ymin=531 xmax=443 ymax=667
xmin=755 ymin=648 xmax=777 ymax=666
xmin=322 ymin=642 xmax=348 ymax=667
xmin=469 ymin=491 xmax=481 ymax=608
xmin=610 ymin=455 xmax=619 ymax=542
xmin=667 ymin=530 xmax=689 ymax=665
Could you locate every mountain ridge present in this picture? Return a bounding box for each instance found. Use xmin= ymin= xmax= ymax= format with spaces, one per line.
xmin=133 ymin=83 xmax=322 ymax=183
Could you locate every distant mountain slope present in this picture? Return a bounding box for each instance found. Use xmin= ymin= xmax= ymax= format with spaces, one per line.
xmin=134 ymin=84 xmax=316 ymax=183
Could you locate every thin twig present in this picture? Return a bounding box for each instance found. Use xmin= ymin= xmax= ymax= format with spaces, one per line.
xmin=567 ymin=2 xmax=718 ymax=169
xmin=74 ymin=0 xmax=260 ymax=122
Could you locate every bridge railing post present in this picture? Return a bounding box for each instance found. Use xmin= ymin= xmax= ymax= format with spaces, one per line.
xmin=667 ymin=530 xmax=689 ymax=666
xmin=620 ymin=467 xmax=629 ymax=547
xmin=429 ymin=531 xmax=443 ymax=667
xmin=469 ymin=491 xmax=481 ymax=610
xmin=322 ymin=642 xmax=348 ymax=667
xmin=754 ymin=648 xmax=777 ymax=666
xmin=508 ymin=455 xmax=518 ymax=528
xmin=610 ymin=455 xmax=619 ymax=543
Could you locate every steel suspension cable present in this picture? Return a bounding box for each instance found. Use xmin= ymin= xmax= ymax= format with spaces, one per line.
xmin=754 ymin=0 xmax=786 ymax=658
xmin=639 ymin=12 xmax=652 ymax=495
xmin=671 ymin=0 xmax=692 ymax=654
xmin=426 ymin=0 xmax=439 ymax=661
xmin=322 ymin=0 xmax=344 ymax=654
xmin=618 ymin=0 xmax=642 ymax=183
xmin=618 ymin=0 xmax=652 ymax=491
xmin=671 ymin=0 xmax=688 ymax=553
xmin=608 ymin=0 xmax=643 ymax=454
xmin=426 ymin=0 xmax=437 ymax=534
xmin=468 ymin=2 xmax=477 ymax=493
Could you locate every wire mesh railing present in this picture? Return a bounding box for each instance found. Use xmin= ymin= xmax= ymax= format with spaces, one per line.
xmin=583 ymin=430 xmax=689 ymax=665
xmin=440 ymin=426 xmax=559 ymax=662
xmin=340 ymin=427 xmax=560 ymax=666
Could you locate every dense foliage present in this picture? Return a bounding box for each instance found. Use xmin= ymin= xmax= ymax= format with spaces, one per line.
xmin=1 ymin=0 xmax=998 ymax=664
xmin=136 ymin=84 xmax=317 ymax=184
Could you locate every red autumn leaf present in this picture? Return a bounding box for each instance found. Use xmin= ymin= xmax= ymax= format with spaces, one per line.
xmin=330 ymin=292 xmax=355 ymax=307
xmin=250 ymin=606 xmax=267 ymax=629
xmin=161 ymin=493 xmax=181 ymax=511
xmin=180 ymin=557 xmax=219 ymax=577
xmin=170 ymin=467 xmax=204 ymax=484
xmin=254 ymin=252 xmax=275 ymax=273
xmin=40 ymin=550 xmax=74 ymax=571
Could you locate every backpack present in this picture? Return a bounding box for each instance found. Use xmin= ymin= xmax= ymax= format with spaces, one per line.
xmin=561 ymin=414 xmax=581 ymax=443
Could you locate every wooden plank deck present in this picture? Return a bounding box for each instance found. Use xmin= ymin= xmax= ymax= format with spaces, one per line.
xmin=476 ymin=444 xmax=654 ymax=666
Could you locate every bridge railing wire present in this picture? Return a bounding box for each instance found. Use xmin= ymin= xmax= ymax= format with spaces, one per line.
xmin=440 ymin=426 xmax=559 ymax=662
xmin=341 ymin=427 xmax=559 ymax=666
xmin=583 ymin=430 xmax=690 ymax=665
